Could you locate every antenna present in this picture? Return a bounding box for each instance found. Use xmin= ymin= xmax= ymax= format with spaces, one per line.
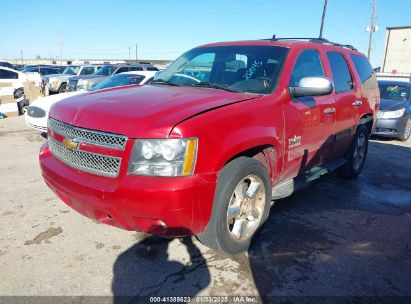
xmin=319 ymin=0 xmax=328 ymax=39
xmin=367 ymin=0 xmax=378 ymax=59
xmin=59 ymin=32 xmax=64 ymax=65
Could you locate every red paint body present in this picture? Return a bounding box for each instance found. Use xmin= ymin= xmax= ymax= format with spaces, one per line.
xmin=40 ymin=40 xmax=379 ymax=236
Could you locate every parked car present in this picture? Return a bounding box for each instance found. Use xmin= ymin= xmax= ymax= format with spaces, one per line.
xmin=21 ymin=66 xmax=64 ymax=76
xmin=0 ymin=67 xmax=27 ymax=115
xmin=66 ymin=63 xmax=158 ymax=92
xmin=39 ymin=38 xmax=379 ymax=255
xmin=42 ymin=65 xmax=103 ymax=94
xmin=25 ymin=71 xmax=156 ymax=131
xmin=373 ymin=80 xmax=411 ymax=141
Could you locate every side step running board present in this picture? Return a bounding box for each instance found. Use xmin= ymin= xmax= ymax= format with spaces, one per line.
xmin=272 ymin=157 xmax=346 ymax=200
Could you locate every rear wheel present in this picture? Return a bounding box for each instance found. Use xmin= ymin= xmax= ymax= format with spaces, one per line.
xmin=337 ymin=125 xmax=369 ymax=179
xmin=399 ymin=118 xmax=411 ymax=142
xmin=197 ymin=157 xmax=271 ymax=256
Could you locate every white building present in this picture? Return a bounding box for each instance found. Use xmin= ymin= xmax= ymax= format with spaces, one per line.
xmin=379 ymin=26 xmax=411 ymax=81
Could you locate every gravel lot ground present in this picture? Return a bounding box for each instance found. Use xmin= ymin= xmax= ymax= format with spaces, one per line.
xmin=1 ymin=116 xmax=410 ymax=303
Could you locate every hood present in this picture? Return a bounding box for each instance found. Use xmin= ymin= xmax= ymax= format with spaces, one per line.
xmin=30 ymin=91 xmax=86 ymax=112
xmin=50 ymin=85 xmax=259 ymax=138
xmin=44 ymin=73 xmax=73 ymax=80
xmin=70 ymin=75 xmax=106 ymax=81
xmin=379 ymin=98 xmax=409 ymax=111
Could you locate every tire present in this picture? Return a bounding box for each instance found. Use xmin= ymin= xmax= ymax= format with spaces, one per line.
xmin=399 ymin=118 xmax=411 ymax=142
xmin=197 ymin=157 xmax=272 ymax=256
xmin=337 ymin=125 xmax=369 ymax=179
xmin=58 ymin=83 xmax=67 ymax=93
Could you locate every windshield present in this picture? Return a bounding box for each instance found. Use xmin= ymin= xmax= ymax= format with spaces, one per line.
xmin=153 ymin=45 xmax=288 ymax=94
xmin=63 ymin=66 xmax=80 ymax=75
xmin=89 ymin=74 xmax=145 ymax=91
xmin=95 ymin=66 xmax=115 ymax=76
xmin=379 ymin=83 xmax=410 ymax=101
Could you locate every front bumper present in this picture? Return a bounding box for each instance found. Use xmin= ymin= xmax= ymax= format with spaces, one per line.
xmin=372 ymin=116 xmax=408 ymax=137
xmin=24 ymin=112 xmax=48 ymax=132
xmin=39 ymin=142 xmax=217 ymax=236
xmin=47 ymin=83 xmax=60 ymax=93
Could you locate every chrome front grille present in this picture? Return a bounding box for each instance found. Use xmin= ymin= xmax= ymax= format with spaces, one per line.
xmin=67 ymin=79 xmax=78 ymax=90
xmin=48 ymin=118 xmax=127 ymax=150
xmin=48 ymin=137 xmax=122 ymax=178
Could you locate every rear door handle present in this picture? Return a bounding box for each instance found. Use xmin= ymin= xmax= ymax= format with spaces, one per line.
xmin=353 ymin=100 xmax=362 ymax=107
xmin=323 ymin=107 xmax=336 ymax=115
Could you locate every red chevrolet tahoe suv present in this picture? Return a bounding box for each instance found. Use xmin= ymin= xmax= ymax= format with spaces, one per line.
xmin=40 ymin=38 xmax=379 ymax=255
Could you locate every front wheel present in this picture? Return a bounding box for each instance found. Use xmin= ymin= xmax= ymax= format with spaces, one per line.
xmin=197 ymin=157 xmax=272 ymax=256
xmin=337 ymin=125 xmax=369 ymax=179
xmin=58 ymin=83 xmax=67 ymax=93
xmin=399 ymin=118 xmax=411 ymax=142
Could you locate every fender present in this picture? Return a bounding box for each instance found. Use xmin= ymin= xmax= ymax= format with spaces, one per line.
xmin=169 ymin=92 xmax=285 ymax=178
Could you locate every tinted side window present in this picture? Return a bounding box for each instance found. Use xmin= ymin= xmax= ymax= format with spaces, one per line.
xmin=350 ymin=54 xmax=377 ymax=89
xmin=0 ymin=69 xmax=8 ymax=79
xmin=327 ymin=52 xmax=353 ymax=93
xmin=146 ymin=67 xmax=159 ymax=71
xmin=290 ymin=50 xmax=324 ymax=86
xmin=129 ymin=67 xmax=143 ymax=71
xmin=80 ymin=67 xmax=96 ymax=75
xmin=115 ymin=67 xmax=129 ymax=74
xmin=0 ymin=70 xmax=18 ymax=79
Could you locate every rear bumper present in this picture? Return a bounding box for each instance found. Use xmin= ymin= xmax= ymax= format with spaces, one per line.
xmin=39 ymin=142 xmax=217 ymax=236
xmin=372 ymin=116 xmax=407 ymax=137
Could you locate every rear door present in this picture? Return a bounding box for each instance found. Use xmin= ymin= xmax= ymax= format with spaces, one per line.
xmin=325 ymin=51 xmax=359 ymax=157
xmin=282 ymin=49 xmax=336 ymax=178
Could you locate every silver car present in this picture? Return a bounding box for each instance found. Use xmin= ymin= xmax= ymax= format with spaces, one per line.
xmin=66 ymin=63 xmax=158 ymax=92
xmin=42 ymin=65 xmax=103 ymax=93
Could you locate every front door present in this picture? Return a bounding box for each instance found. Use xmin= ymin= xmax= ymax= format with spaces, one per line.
xmin=282 ymin=49 xmax=336 ymax=179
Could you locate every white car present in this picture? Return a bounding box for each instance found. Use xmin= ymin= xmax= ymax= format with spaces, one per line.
xmin=0 ymin=67 xmax=27 ymax=115
xmin=24 ymin=71 xmax=156 ymax=132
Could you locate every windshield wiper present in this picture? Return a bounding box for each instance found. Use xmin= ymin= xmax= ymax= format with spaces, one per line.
xmin=186 ymin=82 xmax=239 ymax=92
xmin=151 ymin=79 xmax=180 ymax=86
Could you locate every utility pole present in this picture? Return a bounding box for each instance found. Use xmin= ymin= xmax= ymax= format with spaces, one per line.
xmin=135 ymin=43 xmax=138 ymax=62
xmin=319 ymin=0 xmax=328 ymax=39
xmin=59 ymin=32 xmax=64 ymax=65
xmin=128 ymin=47 xmax=131 ymax=60
xmin=20 ymin=50 xmax=23 ymax=64
xmin=367 ymin=0 xmax=378 ymax=59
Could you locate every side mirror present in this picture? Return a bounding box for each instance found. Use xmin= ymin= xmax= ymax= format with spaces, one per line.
xmin=289 ymin=76 xmax=333 ymax=98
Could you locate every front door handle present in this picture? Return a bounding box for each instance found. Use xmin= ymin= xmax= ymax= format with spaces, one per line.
xmin=323 ymin=107 xmax=336 ymax=115
xmin=353 ymin=100 xmax=362 ymax=107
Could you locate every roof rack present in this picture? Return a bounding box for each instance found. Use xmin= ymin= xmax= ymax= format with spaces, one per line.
xmin=264 ymin=36 xmax=357 ymax=51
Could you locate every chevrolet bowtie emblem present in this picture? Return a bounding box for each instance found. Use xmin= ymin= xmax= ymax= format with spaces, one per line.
xmin=62 ymin=138 xmax=79 ymax=150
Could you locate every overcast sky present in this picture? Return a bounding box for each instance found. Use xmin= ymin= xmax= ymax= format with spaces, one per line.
xmin=1 ymin=0 xmax=409 ymax=67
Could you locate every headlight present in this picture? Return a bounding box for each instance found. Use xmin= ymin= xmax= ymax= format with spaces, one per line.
xmin=51 ymin=80 xmax=59 ymax=85
xmin=26 ymin=106 xmax=46 ymax=118
xmin=78 ymin=80 xmax=92 ymax=90
xmin=128 ymin=138 xmax=198 ymax=176
xmin=381 ymin=108 xmax=405 ymax=119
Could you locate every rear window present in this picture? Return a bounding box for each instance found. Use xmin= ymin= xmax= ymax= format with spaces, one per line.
xmin=350 ymin=54 xmax=378 ymax=89
xmin=378 ymin=83 xmax=409 ymax=101
xmin=146 ymin=67 xmax=159 ymax=71
xmin=327 ymin=52 xmax=353 ymax=93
